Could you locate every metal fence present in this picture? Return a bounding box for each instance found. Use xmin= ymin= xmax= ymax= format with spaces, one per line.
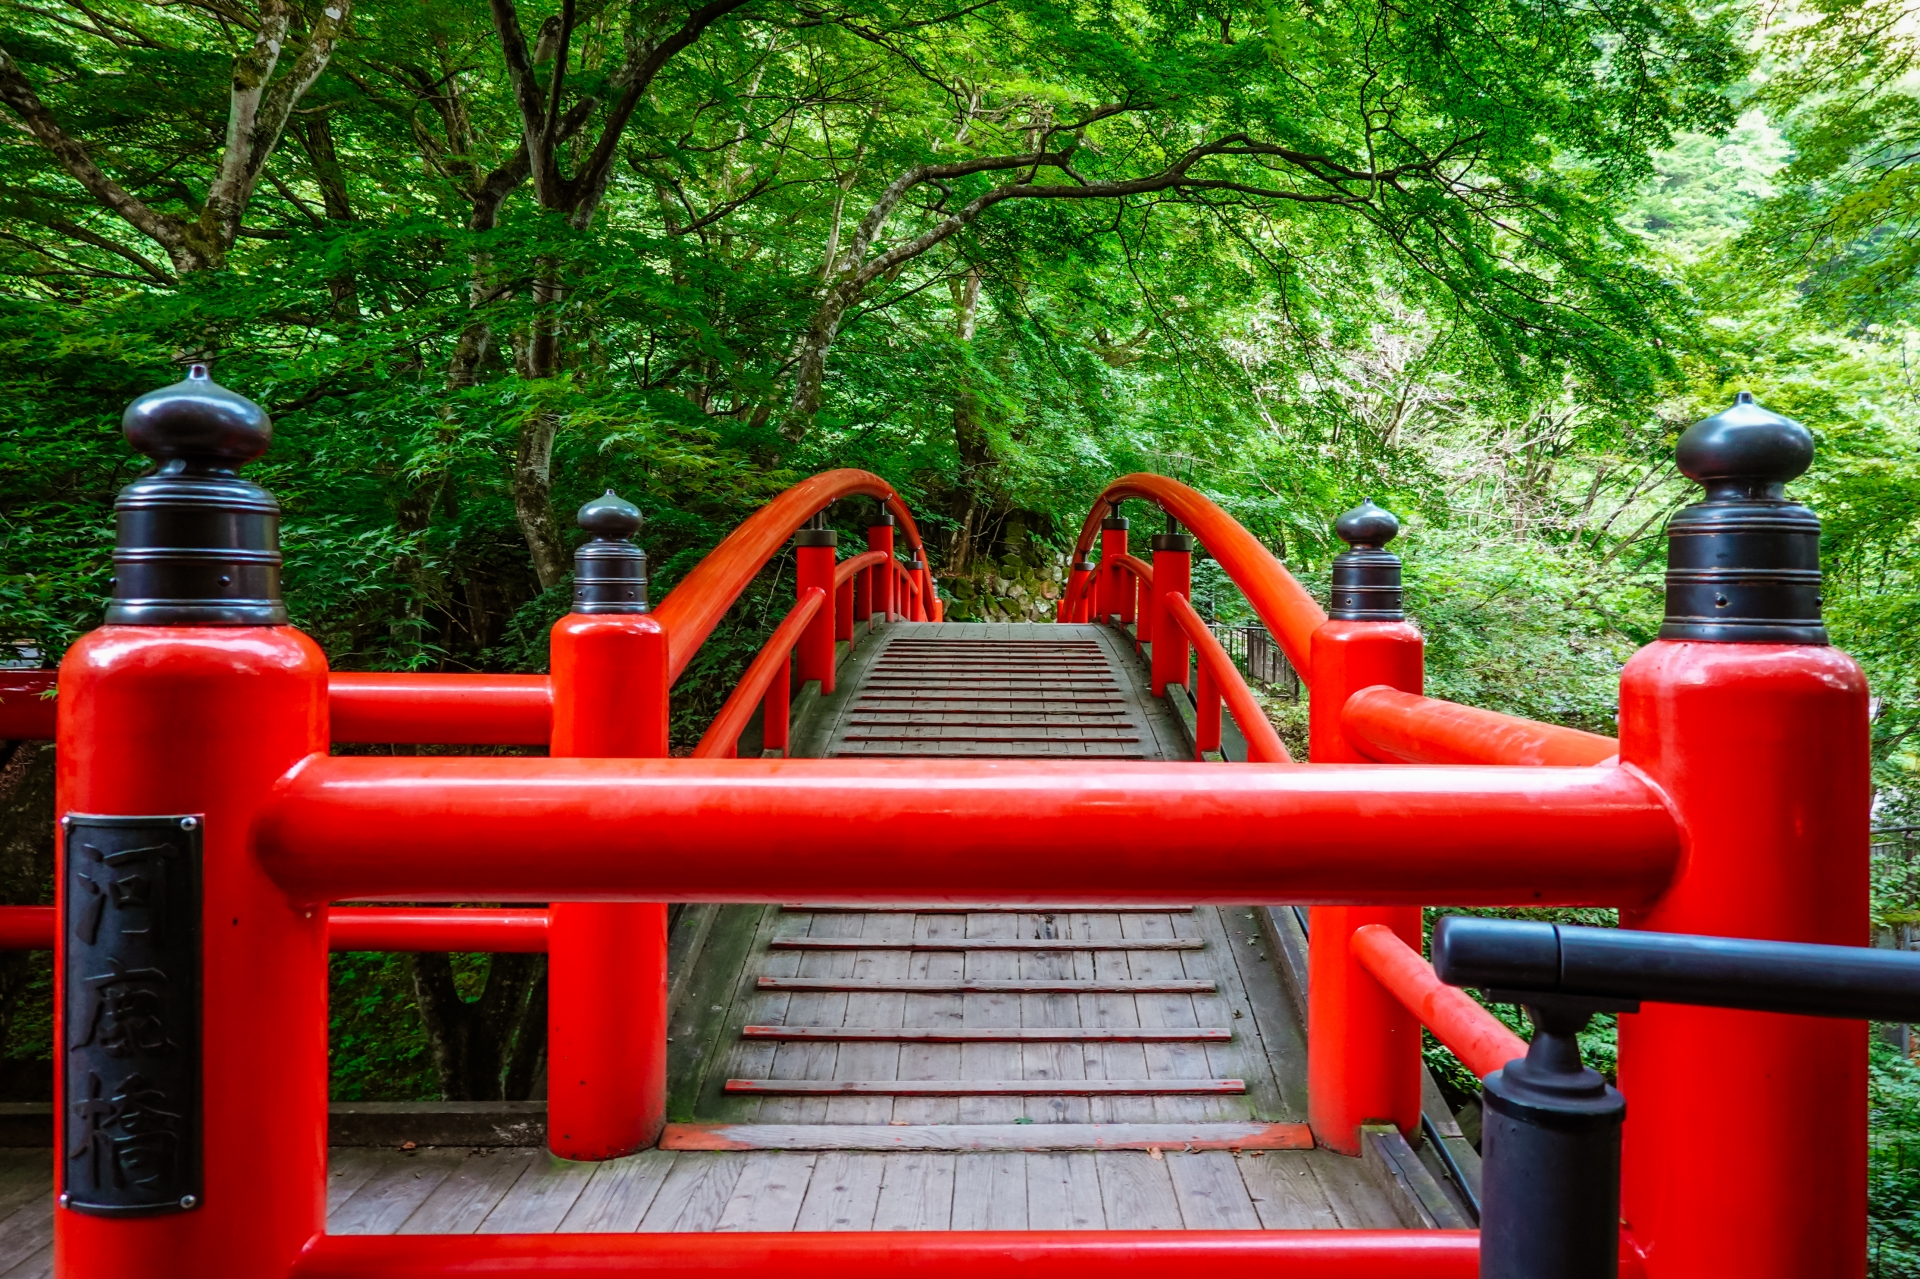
xmin=1207 ymin=624 xmax=1302 ymax=701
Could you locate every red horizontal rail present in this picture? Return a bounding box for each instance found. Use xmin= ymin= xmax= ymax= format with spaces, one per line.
xmin=1163 ymin=593 xmax=1290 ymax=763
xmin=651 ymin=470 xmax=930 ymax=686
xmin=1113 ymin=552 xmax=1153 ymax=586
xmin=1344 ymin=686 xmax=1618 ymax=767
xmin=0 ymin=905 xmax=51 ymax=949
xmin=836 ymin=549 xmax=889 ymax=589
xmin=693 ymin=588 xmax=825 ymax=759
xmin=327 ymin=907 xmax=549 ymax=953
xmin=0 ymin=670 xmax=55 ymax=739
xmin=292 ymin=1230 xmax=1479 ymax=1279
xmin=1351 ymin=923 xmax=1526 ymax=1077
xmin=1074 ymin=475 xmax=1326 ymax=681
xmin=0 ymin=904 xmax=548 ymax=952
xmin=258 ymin=757 xmax=1680 ymax=907
xmin=328 ymin=673 xmax=552 ymax=745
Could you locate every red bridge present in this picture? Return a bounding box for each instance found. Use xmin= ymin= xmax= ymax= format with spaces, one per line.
xmin=0 ymin=371 xmax=1866 ymax=1277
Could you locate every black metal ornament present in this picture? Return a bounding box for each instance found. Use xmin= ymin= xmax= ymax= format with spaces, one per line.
xmin=1329 ymin=499 xmax=1403 ymax=621
xmin=1660 ymin=392 xmax=1826 ymax=644
xmin=571 ymin=491 xmax=649 ymax=614
xmin=107 ymin=366 xmax=285 ymax=626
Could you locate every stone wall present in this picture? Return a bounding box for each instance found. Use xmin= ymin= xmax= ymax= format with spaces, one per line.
xmin=940 ymin=551 xmax=1069 ymax=622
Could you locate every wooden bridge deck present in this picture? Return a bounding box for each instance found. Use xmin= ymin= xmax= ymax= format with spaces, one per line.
xmin=0 ymin=622 xmax=1476 ymax=1259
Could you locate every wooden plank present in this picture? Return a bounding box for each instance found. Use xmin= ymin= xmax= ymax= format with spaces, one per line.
xmin=1306 ymin=1146 xmax=1408 ymax=1229
xmin=477 ymin=1153 xmax=598 ymax=1233
xmin=1027 ymin=1151 xmax=1105 ymax=1229
xmin=1081 ymin=910 xmax=1152 ymax=1124
xmin=328 ymin=1149 xmax=465 ymax=1234
xmin=1164 ymin=1150 xmax=1263 ymax=1229
xmin=638 ymin=1151 xmax=747 ymax=1232
xmin=872 ymin=1152 xmax=956 ymax=1230
xmin=661 ymin=1122 xmax=1313 ymax=1151
xmin=1094 ymin=1151 xmax=1185 ymax=1230
xmin=0 ymin=1199 xmax=52 ymax=1274
xmin=1237 ymin=1150 xmax=1343 ymax=1229
xmin=743 ymin=1025 xmax=1231 ymax=1042
xmin=1190 ymin=905 xmax=1290 ymax=1122
xmin=672 ymin=903 xmax=777 ymax=1123
xmin=725 ymin=1078 xmax=1246 ymax=1096
xmin=784 ymin=904 xmax=1193 ymax=913
xmin=1220 ymin=905 xmax=1311 ymax=1122
xmin=759 ymin=978 xmax=1215 ymax=993
xmin=772 ymin=938 xmax=1203 ymax=951
xmin=828 ymin=910 xmax=911 ymax=1124
xmin=949 ymin=1152 xmax=1027 ymax=1229
xmin=556 ymin=1150 xmax=677 ymax=1232
xmin=713 ymin=1152 xmax=818 ymax=1231
xmin=760 ymin=908 xmax=855 ymax=1124
xmin=959 ymin=909 xmax=1025 ymax=1124
xmin=1020 ymin=910 xmax=1090 ymax=1124
xmin=793 ymin=1152 xmax=886 ymax=1230
xmin=326 ymin=1147 xmax=387 ymax=1215
xmin=0 ymin=1241 xmax=50 ymax=1279
xmin=893 ymin=912 xmax=965 ymax=1125
xmin=396 ymin=1148 xmax=537 ymax=1234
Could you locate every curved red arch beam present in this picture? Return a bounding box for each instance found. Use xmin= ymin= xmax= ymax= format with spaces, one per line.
xmin=651 ymin=470 xmax=930 ymax=686
xmin=1075 ymin=476 xmax=1325 ymax=683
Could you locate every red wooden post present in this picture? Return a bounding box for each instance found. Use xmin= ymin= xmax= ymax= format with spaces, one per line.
xmin=1064 ymin=560 xmax=1093 ymax=622
xmin=763 ymin=656 xmax=792 ymax=756
xmin=852 ymin=561 xmax=872 ymax=626
xmin=548 ymin=492 xmax=669 ymax=1161
xmin=54 ymin=369 xmax=330 ymax=1279
xmin=1149 ymin=524 xmax=1192 ymax=697
xmin=1194 ymin=650 xmax=1222 ymax=756
xmin=1616 ymin=396 xmax=1868 ymax=1278
xmin=906 ymin=554 xmax=928 ymax=621
xmin=1306 ymin=501 xmax=1425 ymax=1156
xmin=1098 ymin=513 xmax=1131 ymax=623
xmin=868 ymin=514 xmax=895 ymax=620
xmin=836 ymin=573 xmax=856 ymax=646
xmin=795 ymin=514 xmax=839 ymax=691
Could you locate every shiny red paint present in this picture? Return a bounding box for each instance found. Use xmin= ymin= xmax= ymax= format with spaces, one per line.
xmin=650 ymin=470 xmax=928 ymax=685
xmin=1097 ymin=524 xmax=1132 ymax=623
xmin=796 ymin=543 xmax=838 ymax=693
xmin=868 ymin=523 xmax=895 ymax=619
xmin=1350 ymin=924 xmax=1525 ymax=1077
xmin=546 ymin=611 xmax=670 ymax=1162
xmin=1343 ymin=686 xmax=1618 ymax=766
xmin=290 ymin=1231 xmax=1481 ymax=1278
xmin=1307 ymin=618 xmax=1426 ymax=1155
xmin=255 ymin=756 xmax=1680 ymax=907
xmin=1075 ymin=476 xmax=1327 ymax=680
xmin=327 ymin=672 xmax=552 ymax=745
xmin=326 ymin=907 xmax=549 ymax=952
xmin=1162 ymin=595 xmax=1289 ymax=763
xmin=1108 ymin=553 xmax=1154 ymax=645
xmin=0 ymin=905 xmax=52 ymax=949
xmin=693 ymin=589 xmax=824 ymax=759
xmin=0 ymin=669 xmax=56 ymax=738
xmin=1617 ymin=642 xmax=1869 ymax=1279
xmin=1061 ymin=562 xmax=1093 ymax=622
xmin=56 ymin=626 xmax=329 ymax=1279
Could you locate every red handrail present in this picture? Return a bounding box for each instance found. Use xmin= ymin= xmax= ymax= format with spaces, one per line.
xmin=652 ymin=470 xmax=930 ymax=686
xmin=835 ymin=550 xmax=888 ymax=589
xmin=1344 ymin=687 xmax=1618 ymax=766
xmin=1351 ymin=923 xmax=1527 ymax=1077
xmin=1162 ymin=594 xmax=1291 ymax=763
xmin=1074 ymin=476 xmax=1326 ymax=681
xmin=0 ymin=904 xmax=549 ymax=952
xmin=329 ymin=673 xmax=552 ymax=745
xmin=1114 ymin=553 xmax=1153 ymax=587
xmin=693 ymin=588 xmax=826 ymax=759
xmin=0 ymin=670 xmax=55 ymax=738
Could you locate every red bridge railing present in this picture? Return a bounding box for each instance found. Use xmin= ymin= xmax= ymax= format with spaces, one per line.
xmin=21 ymin=371 xmax=1870 ymax=1279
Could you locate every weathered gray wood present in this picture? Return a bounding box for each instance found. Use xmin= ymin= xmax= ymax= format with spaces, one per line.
xmin=1306 ymin=1146 xmax=1408 ymax=1229
xmin=949 ymin=1152 xmax=1027 ymax=1229
xmin=872 ymin=1153 xmax=956 ymax=1230
xmin=960 ymin=910 xmax=1024 ymax=1125
xmin=744 ymin=1025 xmax=1230 ymax=1041
xmin=793 ymin=1152 xmax=886 ymax=1230
xmin=0 ymin=1198 xmax=52 ymax=1274
xmin=662 ymin=1121 xmax=1309 ymax=1151
xmin=727 ymin=1078 xmax=1244 ymax=1095
xmin=827 ymin=911 xmax=911 ymax=1124
xmin=1022 ymin=912 xmax=1090 ymax=1124
xmin=328 ymin=1148 xmax=466 ymax=1234
xmin=0 ymin=1241 xmax=49 ymax=1279
xmin=1027 ymin=1152 xmax=1105 ymax=1229
xmin=1093 ymin=1151 xmax=1185 ymax=1230
xmin=773 ymin=938 xmax=1204 ymax=951
xmin=1362 ymin=1125 xmax=1471 ymax=1230
xmin=396 ymin=1147 xmax=538 ymax=1234
xmin=892 ymin=912 xmax=966 ymax=1124
xmin=1164 ymin=1151 xmax=1263 ymax=1229
xmin=674 ymin=903 xmax=779 ymax=1123
xmin=556 ymin=1150 xmax=677 ymax=1232
xmin=326 ymin=1147 xmax=388 ymax=1214
xmin=1237 ymin=1151 xmax=1343 ymax=1228
xmin=760 ymin=978 xmax=1216 ymax=993
xmin=638 ymin=1151 xmax=747 ymax=1232
xmin=1221 ymin=906 xmax=1311 ymax=1121
xmin=714 ymin=1152 xmax=818 ymax=1231
xmin=478 ymin=1153 xmax=598 ymax=1233
xmin=785 ymin=905 xmax=1195 ymax=913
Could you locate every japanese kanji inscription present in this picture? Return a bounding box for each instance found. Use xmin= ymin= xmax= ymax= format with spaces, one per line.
xmin=62 ymin=814 xmax=202 ymax=1215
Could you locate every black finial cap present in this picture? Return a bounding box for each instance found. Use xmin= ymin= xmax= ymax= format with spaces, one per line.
xmin=572 ymin=490 xmax=648 ymax=614
xmin=122 ymin=363 xmax=273 ymax=473
xmin=794 ymin=508 xmax=838 ymax=548
xmin=106 ymin=366 xmax=285 ymax=626
xmin=1329 ymin=499 xmax=1403 ymax=621
xmin=1660 ymin=393 xmax=1825 ymax=644
xmin=1335 ymin=499 xmax=1400 ymax=551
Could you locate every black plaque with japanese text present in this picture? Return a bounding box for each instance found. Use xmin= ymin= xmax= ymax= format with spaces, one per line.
xmin=62 ymin=814 xmax=202 ymax=1215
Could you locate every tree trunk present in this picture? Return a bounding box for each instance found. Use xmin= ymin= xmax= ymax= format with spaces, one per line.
xmin=406 ymin=952 xmax=548 ymax=1101
xmin=512 ymin=260 xmax=571 ymax=589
